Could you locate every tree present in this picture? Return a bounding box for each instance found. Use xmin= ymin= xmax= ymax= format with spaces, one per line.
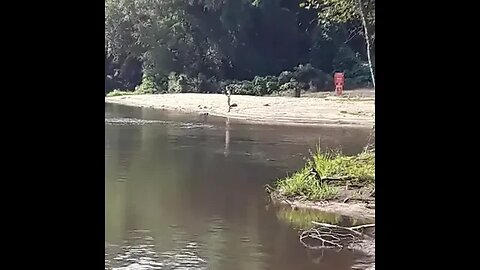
xmin=105 ymin=0 xmax=375 ymax=93
xmin=301 ymin=0 xmax=375 ymax=88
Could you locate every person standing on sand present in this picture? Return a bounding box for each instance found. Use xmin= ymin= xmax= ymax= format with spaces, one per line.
xmin=226 ymin=86 xmax=231 ymax=112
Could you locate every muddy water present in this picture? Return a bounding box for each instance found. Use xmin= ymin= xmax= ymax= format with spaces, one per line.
xmin=105 ymin=103 xmax=373 ymax=270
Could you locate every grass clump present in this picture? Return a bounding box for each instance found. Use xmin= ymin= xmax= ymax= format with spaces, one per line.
xmin=105 ymin=87 xmax=156 ymax=97
xmin=312 ymin=147 xmax=375 ymax=182
xmin=106 ymin=84 xmax=157 ymax=97
xmin=275 ymin=146 xmax=375 ymax=201
xmin=276 ymin=165 xmax=339 ymax=200
xmin=106 ymin=75 xmax=160 ymax=97
xmin=106 ymin=89 xmax=136 ymax=97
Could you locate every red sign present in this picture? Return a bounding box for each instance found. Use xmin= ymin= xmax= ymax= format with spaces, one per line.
xmin=334 ymin=72 xmax=345 ymax=96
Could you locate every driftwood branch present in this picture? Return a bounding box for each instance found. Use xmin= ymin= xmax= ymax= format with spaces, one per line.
xmin=312 ymin=222 xmax=375 ymax=236
xmin=300 ymin=222 xmax=375 ymax=250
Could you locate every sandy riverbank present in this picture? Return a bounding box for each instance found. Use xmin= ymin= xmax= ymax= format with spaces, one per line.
xmin=105 ymin=92 xmax=374 ymax=127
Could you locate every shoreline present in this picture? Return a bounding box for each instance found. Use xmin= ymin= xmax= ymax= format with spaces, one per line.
xmin=267 ymin=147 xmax=375 ymax=222
xmin=271 ymin=195 xmax=375 ymax=222
xmin=105 ymin=93 xmax=374 ymax=128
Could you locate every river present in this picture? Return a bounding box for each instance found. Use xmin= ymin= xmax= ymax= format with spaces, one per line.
xmin=105 ymin=103 xmax=373 ymax=270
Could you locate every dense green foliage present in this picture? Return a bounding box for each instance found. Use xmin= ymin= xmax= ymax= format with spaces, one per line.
xmin=105 ymin=0 xmax=375 ymax=95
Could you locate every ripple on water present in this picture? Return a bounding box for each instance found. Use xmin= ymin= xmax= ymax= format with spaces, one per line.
xmin=105 ymin=230 xmax=207 ymax=270
xmin=105 ymin=118 xmax=214 ymax=130
xmin=105 ymin=118 xmax=169 ymax=126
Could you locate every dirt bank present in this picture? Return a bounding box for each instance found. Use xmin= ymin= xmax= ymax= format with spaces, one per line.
xmin=273 ymin=199 xmax=375 ymax=221
xmin=268 ymin=183 xmax=375 ymax=221
xmin=105 ymin=92 xmax=374 ymax=127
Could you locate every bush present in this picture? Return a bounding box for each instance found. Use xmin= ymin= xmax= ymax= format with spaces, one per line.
xmin=106 ymin=74 xmax=166 ymax=97
xmin=165 ymin=73 xmax=223 ymax=93
xmin=188 ymin=73 xmax=208 ymax=93
xmin=345 ymin=63 xmax=372 ymax=89
xmin=278 ymin=71 xmax=294 ymax=85
xmin=228 ymin=80 xmax=255 ymax=95
xmin=111 ymin=61 xmax=371 ymax=97
xmin=333 ymin=46 xmax=373 ymax=89
xmin=135 ymin=75 xmax=160 ymax=94
xmin=206 ymin=77 xmax=222 ymax=93
xmin=222 ymin=64 xmax=328 ymax=96
xmin=279 ymin=79 xmax=300 ymax=92
xmin=167 ymin=72 xmax=192 ymax=93
xmin=266 ymin=81 xmax=279 ymax=92
xmin=252 ymin=76 xmax=268 ymax=95
xmin=293 ymin=64 xmax=320 ymax=83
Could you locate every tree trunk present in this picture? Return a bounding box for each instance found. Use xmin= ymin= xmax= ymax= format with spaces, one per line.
xmin=357 ymin=0 xmax=375 ymax=89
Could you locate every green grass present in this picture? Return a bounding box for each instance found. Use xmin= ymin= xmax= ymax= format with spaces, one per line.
xmin=312 ymin=147 xmax=375 ymax=182
xmin=276 ymin=165 xmax=339 ymax=200
xmin=275 ymin=146 xmax=375 ymax=201
xmin=106 ymin=87 xmax=156 ymax=97
xmin=106 ymin=89 xmax=136 ymax=97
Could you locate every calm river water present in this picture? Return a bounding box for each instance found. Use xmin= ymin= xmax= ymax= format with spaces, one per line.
xmin=105 ymin=103 xmax=372 ymax=270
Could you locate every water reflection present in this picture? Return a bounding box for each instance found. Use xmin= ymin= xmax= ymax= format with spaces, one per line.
xmin=273 ymin=206 xmax=375 ymax=269
xmin=105 ymin=230 xmax=207 ymax=270
xmin=105 ymin=104 xmax=373 ymax=270
xmin=224 ymin=118 xmax=230 ymax=157
xmin=274 ymin=206 xmax=367 ymax=230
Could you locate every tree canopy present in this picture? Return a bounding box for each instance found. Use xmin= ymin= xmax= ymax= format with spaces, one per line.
xmin=105 ymin=0 xmax=375 ymax=94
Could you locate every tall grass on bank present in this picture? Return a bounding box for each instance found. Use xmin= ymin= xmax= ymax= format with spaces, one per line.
xmin=275 ymin=146 xmax=375 ymax=201
xmin=312 ymin=147 xmax=375 ymax=182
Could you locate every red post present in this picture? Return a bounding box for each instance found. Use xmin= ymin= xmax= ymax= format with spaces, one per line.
xmin=334 ymin=72 xmax=345 ymax=96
